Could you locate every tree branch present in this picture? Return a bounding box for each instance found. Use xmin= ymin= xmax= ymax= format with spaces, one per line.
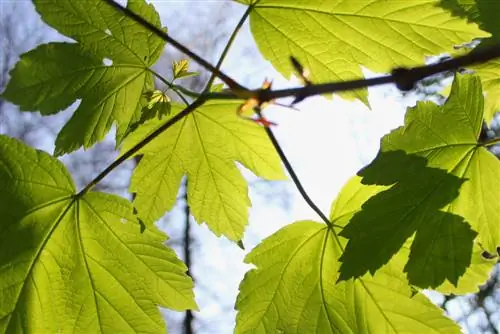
xmin=88 ymin=0 xmax=500 ymax=211
xmin=204 ymin=4 xmax=254 ymax=91
xmin=202 ymin=42 xmax=500 ymax=103
xmin=183 ymin=179 xmax=194 ymax=334
xmin=78 ymin=97 xmax=207 ymax=196
xmin=103 ymin=0 xmax=246 ymax=92
xmin=255 ymin=110 xmax=341 ymax=229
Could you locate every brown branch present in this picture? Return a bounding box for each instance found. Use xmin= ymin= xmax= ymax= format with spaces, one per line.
xmin=183 ymin=179 xmax=194 ymax=334
xmin=255 ymin=109 xmax=340 ymax=229
xmin=202 ymin=42 xmax=500 ymax=103
xmin=78 ymin=97 xmax=206 ymax=196
xmin=102 ymin=0 xmax=245 ymax=92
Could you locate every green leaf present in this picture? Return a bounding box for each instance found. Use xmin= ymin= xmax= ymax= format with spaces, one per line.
xmin=0 ymin=135 xmax=196 ymax=333
xmin=237 ymin=0 xmax=488 ymax=105
xmin=471 ymin=56 xmax=500 ymax=122
xmin=210 ymin=83 xmax=225 ymax=92
xmin=235 ymin=218 xmax=459 ymax=332
xmin=142 ymin=90 xmax=172 ymax=120
xmin=427 ymin=244 xmax=494 ymax=295
xmin=438 ymin=0 xmax=500 ymax=122
xmin=1 ymin=0 xmax=165 ymax=155
xmin=120 ymin=100 xmax=286 ymax=241
xmin=172 ymin=59 xmax=199 ymax=80
xmin=439 ymin=0 xmax=500 ymax=40
xmin=339 ymin=74 xmax=500 ymax=288
xmin=332 ymin=175 xmax=493 ymax=294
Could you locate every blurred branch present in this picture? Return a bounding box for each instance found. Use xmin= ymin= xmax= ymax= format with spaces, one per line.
xmin=183 ymin=180 xmax=194 ymax=334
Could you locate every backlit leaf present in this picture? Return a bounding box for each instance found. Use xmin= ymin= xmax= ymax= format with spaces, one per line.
xmin=438 ymin=0 xmax=500 ymax=122
xmin=0 ymin=135 xmax=196 ymax=333
xmin=1 ymin=0 xmax=165 ymax=155
xmin=235 ymin=197 xmax=459 ymax=333
xmin=120 ymin=101 xmax=285 ymax=241
xmin=471 ymin=57 xmax=500 ymax=122
xmin=332 ymin=176 xmax=494 ymax=295
xmin=237 ymin=0 xmax=488 ymax=105
xmin=339 ymin=74 xmax=500 ymax=288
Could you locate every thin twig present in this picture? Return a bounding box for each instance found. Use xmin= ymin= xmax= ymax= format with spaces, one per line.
xmin=255 ymin=110 xmax=341 ymax=229
xmin=90 ymin=0 xmax=500 ymax=229
xmin=483 ymin=137 xmax=500 ymax=147
xmin=204 ymin=4 xmax=254 ymax=91
xmin=204 ymin=75 xmax=394 ymax=101
xmin=103 ymin=0 xmax=246 ymax=92
xmin=202 ymin=43 xmax=500 ymax=103
xmin=77 ymin=98 xmax=206 ymax=196
xmin=147 ymin=68 xmax=189 ymax=105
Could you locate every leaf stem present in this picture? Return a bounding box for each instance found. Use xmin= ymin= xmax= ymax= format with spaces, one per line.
xmin=204 ymin=4 xmax=254 ymax=91
xmin=202 ymin=42 xmax=500 ymax=102
xmin=77 ymin=98 xmax=207 ymax=196
xmin=255 ymin=111 xmax=341 ymax=229
xmin=103 ymin=0 xmax=247 ymax=93
xmin=204 ymin=75 xmax=394 ymax=101
xmin=483 ymin=137 xmax=500 ymax=147
xmin=147 ymin=68 xmax=189 ymax=105
xmin=171 ymin=84 xmax=202 ymax=99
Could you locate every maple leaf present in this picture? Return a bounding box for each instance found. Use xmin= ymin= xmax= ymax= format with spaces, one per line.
xmin=141 ymin=90 xmax=172 ymax=121
xmin=471 ymin=55 xmax=500 ymax=122
xmin=0 ymin=135 xmax=196 ymax=333
xmin=235 ymin=190 xmax=460 ymax=333
xmin=236 ymin=0 xmax=488 ymax=105
xmin=120 ymin=100 xmax=285 ymax=241
xmin=172 ymin=59 xmax=199 ymax=80
xmin=338 ymin=74 xmax=500 ymax=288
xmin=438 ymin=0 xmax=500 ymax=122
xmin=1 ymin=0 xmax=165 ymax=155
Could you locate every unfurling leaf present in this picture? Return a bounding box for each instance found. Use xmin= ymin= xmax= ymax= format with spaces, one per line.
xmin=172 ymin=59 xmax=199 ymax=80
xmin=142 ymin=90 xmax=172 ymax=120
xmin=237 ymin=79 xmax=275 ymax=126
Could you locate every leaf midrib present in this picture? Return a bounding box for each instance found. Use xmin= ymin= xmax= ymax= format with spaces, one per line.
xmin=191 ymin=113 xmax=245 ymax=239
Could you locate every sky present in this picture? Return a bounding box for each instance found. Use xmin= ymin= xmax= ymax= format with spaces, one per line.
xmin=0 ymin=0 xmax=487 ymax=333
